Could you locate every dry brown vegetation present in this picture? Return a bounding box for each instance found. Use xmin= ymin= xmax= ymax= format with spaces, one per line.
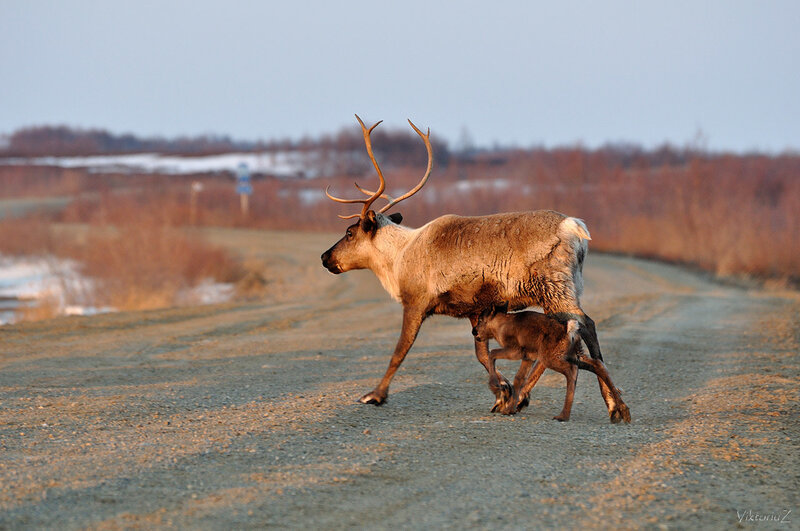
xmin=1 ymin=142 xmax=798 ymax=297
xmin=0 ymin=207 xmax=246 ymax=316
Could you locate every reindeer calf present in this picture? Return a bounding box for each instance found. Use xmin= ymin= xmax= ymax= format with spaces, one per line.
xmin=472 ymin=307 xmax=630 ymax=422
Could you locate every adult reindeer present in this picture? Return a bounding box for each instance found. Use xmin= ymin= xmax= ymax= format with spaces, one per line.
xmin=320 ymin=115 xmax=630 ymax=423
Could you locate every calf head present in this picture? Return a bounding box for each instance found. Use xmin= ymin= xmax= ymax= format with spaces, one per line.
xmin=471 ymin=302 xmax=509 ymax=341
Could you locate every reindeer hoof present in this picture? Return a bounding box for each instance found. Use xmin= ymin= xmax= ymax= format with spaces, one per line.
xmin=358 ymin=391 xmax=386 ymax=406
xmin=490 ymin=381 xmax=513 ymax=413
xmin=491 ymin=396 xmax=504 ymax=413
xmin=609 ymin=403 xmax=631 ymax=424
xmin=516 ymin=396 xmax=530 ymax=412
xmin=553 ymin=415 xmax=569 ymax=422
xmin=500 ymin=403 xmax=517 ymax=416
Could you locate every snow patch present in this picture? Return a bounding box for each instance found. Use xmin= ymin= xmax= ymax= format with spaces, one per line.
xmin=1 ymin=151 xmax=313 ymax=178
xmin=0 ymin=255 xmax=105 ymax=325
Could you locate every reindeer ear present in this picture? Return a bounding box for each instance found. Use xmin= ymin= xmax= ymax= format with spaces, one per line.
xmin=388 ymin=212 xmax=403 ymax=224
xmin=493 ymin=301 xmax=509 ymax=315
xmin=362 ymin=210 xmax=378 ymax=234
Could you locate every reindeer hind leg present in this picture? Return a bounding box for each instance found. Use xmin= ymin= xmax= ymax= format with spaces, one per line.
xmin=574 ymin=356 xmax=631 ymax=424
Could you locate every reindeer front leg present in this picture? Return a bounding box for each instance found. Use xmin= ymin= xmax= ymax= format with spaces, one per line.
xmin=469 ymin=316 xmax=513 ymax=411
xmin=358 ymin=307 xmax=426 ymax=405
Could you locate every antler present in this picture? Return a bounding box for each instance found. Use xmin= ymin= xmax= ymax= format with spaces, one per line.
xmin=324 ymin=114 xmax=386 ymax=220
xmin=351 ymin=119 xmax=433 ymax=213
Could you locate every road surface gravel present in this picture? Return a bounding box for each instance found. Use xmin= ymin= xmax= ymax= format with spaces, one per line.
xmin=1 ymin=229 xmax=797 ymax=529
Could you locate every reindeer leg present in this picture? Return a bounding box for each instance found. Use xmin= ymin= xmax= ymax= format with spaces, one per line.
xmin=516 ymin=361 xmax=546 ymax=412
xmin=485 ymin=345 xmax=514 ymax=413
xmin=487 ymin=349 xmax=510 ymax=413
xmin=358 ymin=307 xmax=425 ymax=405
xmin=500 ymin=356 xmax=532 ymax=415
xmin=573 ymin=312 xmax=631 ymax=421
xmin=554 ymin=363 xmax=578 ymax=421
xmin=487 ymin=347 xmax=525 ymax=414
xmin=575 ymin=356 xmax=631 ymax=423
xmin=515 ymin=360 xmax=538 ymax=411
xmin=578 ymin=313 xmax=603 ymax=361
xmin=469 ymin=317 xmax=512 ymax=410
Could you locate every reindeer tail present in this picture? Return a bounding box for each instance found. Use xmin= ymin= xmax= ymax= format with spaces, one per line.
xmin=559 ymin=217 xmax=591 ymax=241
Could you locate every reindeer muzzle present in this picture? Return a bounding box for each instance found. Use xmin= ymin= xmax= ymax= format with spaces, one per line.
xmin=321 ymin=251 xmax=342 ymax=274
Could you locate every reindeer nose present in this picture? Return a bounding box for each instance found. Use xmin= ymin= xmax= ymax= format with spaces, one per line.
xmin=471 ymin=327 xmax=478 ymax=336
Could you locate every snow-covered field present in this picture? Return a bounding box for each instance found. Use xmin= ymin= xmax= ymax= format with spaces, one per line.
xmin=0 ymin=255 xmax=233 ymax=325
xmin=1 ymin=151 xmax=312 ymax=177
xmin=0 ymin=255 xmax=101 ymax=325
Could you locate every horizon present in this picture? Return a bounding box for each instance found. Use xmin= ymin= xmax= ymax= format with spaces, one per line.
xmin=3 ymin=122 xmax=796 ymax=157
xmin=2 ymin=1 xmax=799 ymax=153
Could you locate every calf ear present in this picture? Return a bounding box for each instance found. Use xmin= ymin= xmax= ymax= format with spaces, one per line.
xmin=493 ymin=301 xmax=509 ymax=315
xmin=362 ymin=210 xmax=378 ymax=234
xmin=388 ymin=212 xmax=403 ymax=224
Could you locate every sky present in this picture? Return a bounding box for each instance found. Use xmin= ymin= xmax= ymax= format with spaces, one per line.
xmin=1 ymin=1 xmax=798 ymax=152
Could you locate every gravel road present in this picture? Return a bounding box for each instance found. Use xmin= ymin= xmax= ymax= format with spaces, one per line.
xmin=1 ymin=229 xmax=798 ymax=529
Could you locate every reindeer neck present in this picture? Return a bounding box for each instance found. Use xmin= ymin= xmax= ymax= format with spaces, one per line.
xmin=490 ymin=315 xmax=514 ymax=345
xmin=368 ymin=224 xmax=415 ymax=302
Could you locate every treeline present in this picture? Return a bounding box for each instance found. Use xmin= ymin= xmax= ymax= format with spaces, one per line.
xmin=1 ymin=125 xmax=260 ymax=157
xmin=8 ymin=147 xmax=790 ymax=282
xmin=2 ymin=123 xmax=798 ymax=284
xmin=0 ymin=124 xmax=452 ymax=166
xmin=2 ymin=123 xmax=775 ymax=173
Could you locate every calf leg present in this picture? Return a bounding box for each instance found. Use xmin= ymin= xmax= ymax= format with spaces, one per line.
xmin=488 ymin=348 xmax=529 ymax=415
xmin=553 ymin=362 xmax=578 ymax=421
xmin=473 ymin=338 xmax=513 ymax=411
xmin=469 ymin=316 xmax=512 ymax=410
xmin=516 ymin=361 xmax=546 ymax=412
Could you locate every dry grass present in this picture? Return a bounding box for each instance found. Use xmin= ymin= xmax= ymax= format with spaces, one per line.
xmin=0 ymin=203 xmax=247 ymax=317
xmin=2 ymin=148 xmax=798 ymax=290
xmin=71 ymin=222 xmax=244 ymax=310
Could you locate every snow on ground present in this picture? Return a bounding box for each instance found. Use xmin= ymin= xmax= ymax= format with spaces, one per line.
xmin=0 ymin=256 xmax=82 ymax=300
xmin=177 ymin=279 xmax=235 ymax=306
xmin=1 ymin=151 xmax=312 ymax=177
xmin=0 ymin=255 xmax=234 ymax=325
xmin=0 ymin=255 xmax=106 ymax=325
xmin=454 ymin=178 xmax=511 ymax=192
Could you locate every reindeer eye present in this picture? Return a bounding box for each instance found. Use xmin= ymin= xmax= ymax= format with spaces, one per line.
xmin=346 ymin=230 xmax=353 ymax=239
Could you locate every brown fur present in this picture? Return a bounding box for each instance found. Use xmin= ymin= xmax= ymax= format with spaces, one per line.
xmin=322 ymin=208 xmax=628 ymax=422
xmin=472 ymin=308 xmax=630 ymax=423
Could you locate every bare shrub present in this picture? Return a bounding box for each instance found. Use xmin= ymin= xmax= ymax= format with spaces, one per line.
xmin=64 ymin=221 xmax=244 ymax=310
xmin=0 ymin=210 xmax=245 ymax=316
xmin=5 ymin=143 xmax=798 ymax=286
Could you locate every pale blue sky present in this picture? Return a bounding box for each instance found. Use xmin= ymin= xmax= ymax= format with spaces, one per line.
xmin=1 ymin=1 xmax=798 ymax=152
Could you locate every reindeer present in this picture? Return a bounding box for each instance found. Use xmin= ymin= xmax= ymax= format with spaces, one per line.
xmin=320 ymin=115 xmax=630 ymax=423
xmin=472 ymin=305 xmax=628 ymax=422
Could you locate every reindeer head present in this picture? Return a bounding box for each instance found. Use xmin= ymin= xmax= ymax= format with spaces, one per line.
xmin=471 ymin=302 xmax=509 ymax=341
xmin=321 ymin=115 xmax=432 ymax=275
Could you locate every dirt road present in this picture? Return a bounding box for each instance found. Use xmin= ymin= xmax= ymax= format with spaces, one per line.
xmin=1 ymin=229 xmax=798 ymax=529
